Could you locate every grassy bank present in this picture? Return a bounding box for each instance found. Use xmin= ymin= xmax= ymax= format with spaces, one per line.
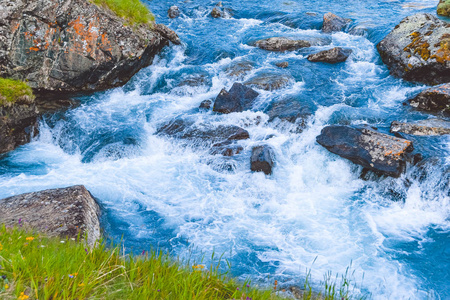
xmin=91 ymin=0 xmax=155 ymax=26
xmin=0 ymin=78 xmax=34 ymax=107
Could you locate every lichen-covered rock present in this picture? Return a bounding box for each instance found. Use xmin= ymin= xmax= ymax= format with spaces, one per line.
xmin=322 ymin=13 xmax=351 ymax=33
xmin=244 ymin=73 xmax=291 ymax=91
xmin=168 ymin=6 xmax=180 ymax=18
xmin=377 ymin=13 xmax=450 ymax=85
xmin=213 ymin=83 xmax=259 ymax=114
xmin=307 ymin=47 xmax=352 ymax=64
xmin=408 ymin=83 xmax=450 ymax=115
xmin=250 ymin=145 xmax=275 ymax=175
xmin=0 ymin=185 xmax=101 ymax=246
xmin=0 ymin=0 xmax=179 ymax=96
xmin=438 ymin=0 xmax=450 ymax=16
xmin=254 ymin=37 xmax=311 ymax=52
xmin=316 ymin=125 xmax=415 ymax=177
xmin=391 ymin=119 xmax=450 ymax=135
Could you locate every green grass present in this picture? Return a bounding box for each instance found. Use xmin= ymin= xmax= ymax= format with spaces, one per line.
xmin=0 ymin=78 xmax=35 ymax=107
xmin=91 ymin=0 xmax=155 ymax=26
xmin=0 ymin=225 xmax=367 ymax=299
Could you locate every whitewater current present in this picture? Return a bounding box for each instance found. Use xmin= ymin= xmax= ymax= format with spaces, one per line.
xmin=1 ymin=0 xmax=449 ymax=299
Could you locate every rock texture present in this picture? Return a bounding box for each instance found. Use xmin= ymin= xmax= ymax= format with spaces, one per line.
xmin=0 ymin=185 xmax=101 ymax=246
xmin=254 ymin=37 xmax=311 ymax=52
xmin=244 ymin=73 xmax=291 ymax=91
xmin=168 ymin=6 xmax=180 ymax=18
xmin=226 ymin=61 xmax=253 ymax=77
xmin=213 ymin=83 xmax=259 ymax=114
xmin=377 ymin=13 xmax=450 ymax=85
xmin=275 ymin=61 xmax=289 ymax=68
xmin=307 ymin=47 xmax=352 ymax=63
xmin=0 ymin=0 xmax=179 ymax=96
xmin=391 ymin=119 xmax=450 ymax=135
xmin=408 ymin=83 xmax=450 ymax=115
xmin=438 ymin=0 xmax=450 ymax=16
xmin=250 ymin=145 xmax=275 ymax=175
xmin=322 ymin=13 xmax=351 ymax=33
xmin=316 ymin=125 xmax=414 ymax=177
xmin=266 ymin=99 xmax=312 ymax=126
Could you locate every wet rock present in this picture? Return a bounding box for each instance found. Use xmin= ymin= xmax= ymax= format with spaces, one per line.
xmin=391 ymin=119 xmax=450 ymax=135
xmin=275 ymin=61 xmax=289 ymax=68
xmin=348 ymin=26 xmax=368 ymax=37
xmin=321 ymin=13 xmax=351 ymax=33
xmin=36 ymin=98 xmax=81 ymax=113
xmin=0 ymin=185 xmax=101 ymax=246
xmin=211 ymin=7 xmax=223 ymax=18
xmin=199 ymin=99 xmax=212 ymax=110
xmin=250 ymin=145 xmax=275 ymax=175
xmin=153 ymin=24 xmax=182 ymax=45
xmin=307 ymin=47 xmax=352 ymax=64
xmin=213 ymin=83 xmax=259 ymax=114
xmin=408 ymin=83 xmax=450 ymax=115
xmin=244 ymin=73 xmax=291 ymax=91
xmin=438 ymin=0 xmax=450 ymax=16
xmin=168 ymin=5 xmax=180 ymax=18
xmin=266 ymin=99 xmax=312 ymax=125
xmin=254 ymin=37 xmax=311 ymax=52
xmin=316 ymin=125 xmax=415 ymax=178
xmin=0 ymin=0 xmax=178 ymax=96
xmin=210 ymin=140 xmax=243 ymax=156
xmin=377 ymin=13 xmax=450 ymax=85
xmin=226 ymin=61 xmax=254 ymax=77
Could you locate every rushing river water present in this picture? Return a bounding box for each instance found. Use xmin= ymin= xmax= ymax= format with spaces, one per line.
xmin=1 ymin=0 xmax=450 ymax=299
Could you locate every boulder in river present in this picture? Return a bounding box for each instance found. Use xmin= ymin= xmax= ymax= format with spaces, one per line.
xmin=226 ymin=61 xmax=254 ymax=77
xmin=275 ymin=62 xmax=289 ymax=68
xmin=438 ymin=0 xmax=450 ymax=16
xmin=250 ymin=145 xmax=275 ymax=175
xmin=0 ymin=0 xmax=179 ymax=96
xmin=244 ymin=73 xmax=292 ymax=91
xmin=213 ymin=83 xmax=259 ymax=114
xmin=254 ymin=37 xmax=311 ymax=52
xmin=316 ymin=125 xmax=415 ymax=178
xmin=266 ymin=99 xmax=312 ymax=129
xmin=168 ymin=6 xmax=180 ymax=18
xmin=307 ymin=47 xmax=352 ymax=64
xmin=0 ymin=185 xmax=101 ymax=246
xmin=408 ymin=83 xmax=450 ymax=115
xmin=210 ymin=140 xmax=243 ymax=156
xmin=321 ymin=13 xmax=351 ymax=33
xmin=377 ymin=13 xmax=450 ymax=85
xmin=211 ymin=7 xmax=223 ymax=18
xmin=391 ymin=119 xmax=450 ymax=135
xmin=199 ymin=99 xmax=212 ymax=110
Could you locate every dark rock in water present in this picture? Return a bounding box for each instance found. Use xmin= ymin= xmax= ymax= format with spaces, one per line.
xmin=244 ymin=74 xmax=291 ymax=91
xmin=226 ymin=61 xmax=254 ymax=77
xmin=213 ymin=83 xmax=259 ymax=114
xmin=254 ymin=37 xmax=311 ymax=52
xmin=266 ymin=99 xmax=312 ymax=127
xmin=321 ymin=13 xmax=351 ymax=33
xmin=438 ymin=0 xmax=450 ymax=16
xmin=199 ymin=99 xmax=212 ymax=110
xmin=211 ymin=7 xmax=223 ymax=18
xmin=168 ymin=5 xmax=180 ymax=18
xmin=408 ymin=83 xmax=450 ymax=115
xmin=0 ymin=0 xmax=178 ymax=96
xmin=377 ymin=13 xmax=450 ymax=85
xmin=275 ymin=62 xmax=289 ymax=68
xmin=316 ymin=125 xmax=415 ymax=178
xmin=348 ymin=26 xmax=368 ymax=37
xmin=307 ymin=47 xmax=352 ymax=64
xmin=251 ymin=145 xmax=275 ymax=175
xmin=391 ymin=119 xmax=450 ymax=135
xmin=0 ymin=185 xmax=101 ymax=246
xmin=210 ymin=140 xmax=243 ymax=156
xmin=153 ymin=24 xmax=182 ymax=45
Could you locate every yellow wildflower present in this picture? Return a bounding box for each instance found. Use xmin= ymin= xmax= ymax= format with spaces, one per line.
xmin=18 ymin=292 xmax=29 ymax=300
xmin=4 ymin=284 xmax=9 ymax=289
xmin=25 ymin=237 xmax=34 ymax=241
xmin=78 ymin=283 xmax=85 ymax=287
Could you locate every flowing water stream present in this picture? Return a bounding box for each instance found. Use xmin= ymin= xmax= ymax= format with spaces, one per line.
xmin=1 ymin=0 xmax=449 ymax=298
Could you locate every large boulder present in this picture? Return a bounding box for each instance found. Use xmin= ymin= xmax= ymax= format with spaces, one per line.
xmin=244 ymin=73 xmax=291 ymax=91
xmin=391 ymin=119 xmax=450 ymax=135
xmin=316 ymin=125 xmax=415 ymax=177
xmin=307 ymin=47 xmax=352 ymax=64
xmin=213 ymin=83 xmax=259 ymax=114
xmin=250 ymin=145 xmax=275 ymax=175
xmin=321 ymin=13 xmax=351 ymax=33
xmin=377 ymin=13 xmax=450 ymax=85
xmin=408 ymin=83 xmax=450 ymax=115
xmin=438 ymin=0 xmax=450 ymax=16
xmin=0 ymin=185 xmax=101 ymax=246
xmin=0 ymin=0 xmax=179 ymax=96
xmin=254 ymin=37 xmax=311 ymax=52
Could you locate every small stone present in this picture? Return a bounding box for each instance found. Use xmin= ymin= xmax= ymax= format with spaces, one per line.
xmin=322 ymin=12 xmax=351 ymax=33
xmin=390 ymin=119 xmax=450 ymax=136
xmin=199 ymin=99 xmax=212 ymax=110
xmin=408 ymin=83 xmax=450 ymax=115
xmin=168 ymin=6 xmax=180 ymax=18
xmin=307 ymin=47 xmax=352 ymax=64
xmin=250 ymin=145 xmax=275 ymax=175
xmin=244 ymin=74 xmax=291 ymax=91
xmin=211 ymin=7 xmax=223 ymax=18
xmin=254 ymin=37 xmax=311 ymax=52
xmin=213 ymin=83 xmax=259 ymax=114
xmin=275 ymin=62 xmax=289 ymax=68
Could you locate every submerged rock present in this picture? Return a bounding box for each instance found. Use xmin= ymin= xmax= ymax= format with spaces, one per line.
xmin=321 ymin=13 xmax=351 ymax=33
xmin=0 ymin=185 xmax=101 ymax=246
xmin=213 ymin=83 xmax=259 ymax=114
xmin=377 ymin=13 xmax=450 ymax=85
xmin=210 ymin=140 xmax=243 ymax=156
xmin=168 ymin=5 xmax=180 ymax=18
xmin=244 ymin=73 xmax=291 ymax=91
xmin=316 ymin=125 xmax=415 ymax=177
xmin=307 ymin=47 xmax=352 ymax=64
xmin=391 ymin=119 xmax=450 ymax=135
xmin=250 ymin=145 xmax=275 ymax=175
xmin=266 ymin=99 xmax=312 ymax=130
xmin=275 ymin=61 xmax=289 ymax=68
xmin=408 ymin=83 xmax=450 ymax=115
xmin=199 ymin=99 xmax=212 ymax=110
xmin=254 ymin=37 xmax=311 ymax=52
xmin=0 ymin=0 xmax=178 ymax=96
xmin=438 ymin=0 xmax=450 ymax=16
xmin=211 ymin=7 xmax=223 ymax=18
xmin=226 ymin=61 xmax=254 ymax=77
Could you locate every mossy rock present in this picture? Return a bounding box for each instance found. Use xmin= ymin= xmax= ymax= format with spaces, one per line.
xmin=0 ymin=78 xmax=35 ymax=107
xmin=437 ymin=0 xmax=450 ymax=16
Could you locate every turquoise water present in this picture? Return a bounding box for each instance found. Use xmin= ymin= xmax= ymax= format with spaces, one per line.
xmin=1 ymin=0 xmax=449 ymax=298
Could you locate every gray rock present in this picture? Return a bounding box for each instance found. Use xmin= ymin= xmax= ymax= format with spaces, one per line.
xmin=0 ymin=0 xmax=178 ymax=96
xmin=266 ymin=99 xmax=312 ymax=127
xmin=254 ymin=37 xmax=311 ymax=52
xmin=213 ymin=83 xmax=259 ymax=114
xmin=226 ymin=61 xmax=254 ymax=77
xmin=199 ymin=99 xmax=212 ymax=110
xmin=0 ymin=185 xmax=101 ymax=246
xmin=251 ymin=145 xmax=275 ymax=175
xmin=153 ymin=24 xmax=182 ymax=45
xmin=377 ymin=13 xmax=450 ymax=85
xmin=275 ymin=61 xmax=289 ymax=68
xmin=211 ymin=7 xmax=223 ymax=18
xmin=244 ymin=73 xmax=291 ymax=91
xmin=316 ymin=125 xmax=415 ymax=178
xmin=307 ymin=47 xmax=352 ymax=64
xmin=168 ymin=5 xmax=180 ymax=18
xmin=391 ymin=119 xmax=450 ymax=135
xmin=408 ymin=83 xmax=450 ymax=115
xmin=322 ymin=13 xmax=351 ymax=33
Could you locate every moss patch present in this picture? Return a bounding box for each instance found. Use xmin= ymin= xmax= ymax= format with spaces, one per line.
xmin=437 ymin=0 xmax=450 ymax=16
xmin=91 ymin=0 xmax=155 ymax=26
xmin=0 ymin=78 xmax=35 ymax=107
